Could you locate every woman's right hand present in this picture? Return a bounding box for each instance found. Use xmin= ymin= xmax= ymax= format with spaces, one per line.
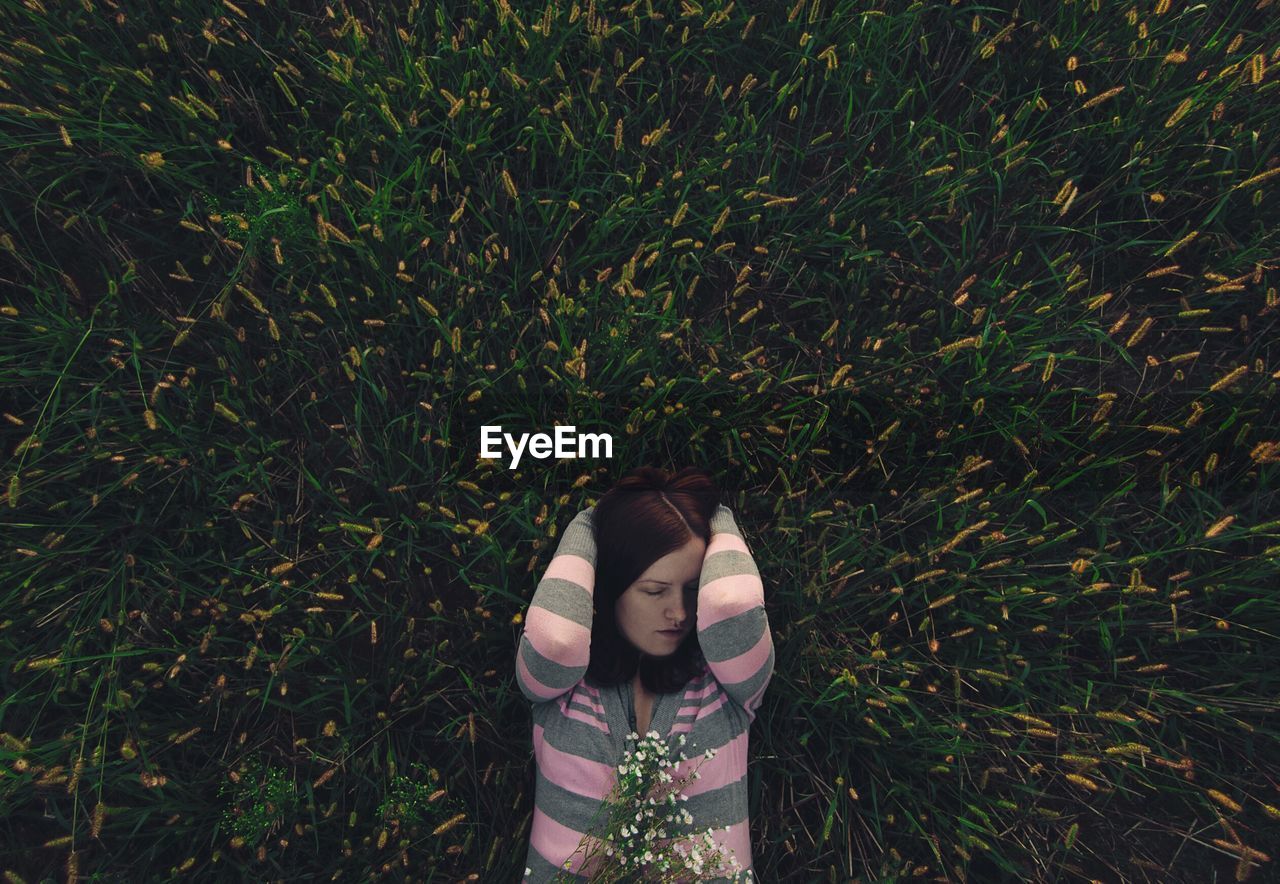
xmin=709 ymin=503 xmax=737 ymax=536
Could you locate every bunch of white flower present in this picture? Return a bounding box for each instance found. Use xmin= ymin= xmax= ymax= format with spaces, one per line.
xmin=550 ymin=731 xmax=747 ymax=882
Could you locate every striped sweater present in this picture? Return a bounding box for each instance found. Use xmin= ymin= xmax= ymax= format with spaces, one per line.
xmin=516 ymin=504 xmax=774 ymax=883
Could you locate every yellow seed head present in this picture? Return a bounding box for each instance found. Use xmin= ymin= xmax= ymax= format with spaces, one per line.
xmin=1065 ymin=773 xmax=1099 ymax=791
xmin=1164 ymin=97 xmax=1194 ymax=128
xmin=1058 ymin=185 xmax=1078 ymax=216
xmin=1125 ymin=316 xmax=1154 ymax=348
xmin=1011 ymin=712 xmax=1053 ymax=729
xmin=1234 ymin=166 xmax=1280 ymax=191
xmin=1206 ymin=789 xmax=1243 ymax=813
xmin=1208 ymin=364 xmax=1247 ymax=392
xmin=1204 ymin=514 xmax=1236 ymax=538
xmin=1164 ymin=229 xmax=1199 ymax=257
xmin=432 ymin=812 xmax=466 ymax=836
xmin=1082 ymin=85 xmax=1124 ymax=109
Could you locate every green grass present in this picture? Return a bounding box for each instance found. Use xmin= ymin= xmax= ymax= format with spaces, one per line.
xmin=1 ymin=0 xmax=1278 ymax=881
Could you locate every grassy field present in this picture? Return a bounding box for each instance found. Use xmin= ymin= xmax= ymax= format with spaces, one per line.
xmin=2 ymin=0 xmax=1279 ymax=881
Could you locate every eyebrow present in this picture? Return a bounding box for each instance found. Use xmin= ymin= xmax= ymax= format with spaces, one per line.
xmin=638 ymin=579 xmax=698 ymax=586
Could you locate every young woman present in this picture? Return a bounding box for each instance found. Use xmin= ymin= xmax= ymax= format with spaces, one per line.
xmin=516 ymin=466 xmax=774 ymax=882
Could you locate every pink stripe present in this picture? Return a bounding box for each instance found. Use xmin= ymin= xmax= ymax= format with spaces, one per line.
xmin=708 ymin=532 xmax=750 ymax=556
xmin=678 ymin=690 xmax=728 ymax=720
xmin=696 ymin=574 xmax=764 ymax=630
xmin=574 ymin=684 xmax=606 ymax=716
xmin=543 ymin=554 xmax=595 ymax=593
xmin=522 ymin=554 xmax=594 ymax=669
xmin=669 ymin=729 xmax=748 ymax=798
xmin=686 ymin=675 xmax=718 ymax=701
xmin=523 ymin=611 xmax=591 ymax=668
xmin=708 ymin=627 xmax=773 ymax=696
xmin=670 ymin=717 xmax=695 ymax=737
xmin=718 ymin=820 xmax=754 ymax=877
xmin=562 ymin=703 xmax=609 ymax=733
xmin=530 ymin=806 xmax=607 ymax=878
xmin=532 ymin=723 xmax=617 ymax=798
xmin=675 ymin=680 xmax=727 ymax=716
xmin=671 ymin=670 xmax=720 ymax=732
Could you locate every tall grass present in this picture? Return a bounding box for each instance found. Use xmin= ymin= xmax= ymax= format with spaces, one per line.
xmin=1 ymin=0 xmax=1277 ymax=881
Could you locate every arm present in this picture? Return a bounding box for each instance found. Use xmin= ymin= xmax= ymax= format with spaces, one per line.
xmin=515 ymin=507 xmax=597 ymax=704
xmin=696 ymin=504 xmax=775 ymax=719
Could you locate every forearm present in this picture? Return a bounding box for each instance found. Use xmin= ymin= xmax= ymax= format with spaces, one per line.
xmin=697 ymin=505 xmax=774 ymax=714
xmin=516 ymin=508 xmax=597 ymax=702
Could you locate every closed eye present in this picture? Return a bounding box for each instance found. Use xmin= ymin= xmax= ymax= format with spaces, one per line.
xmin=644 ymin=585 xmax=698 ymax=596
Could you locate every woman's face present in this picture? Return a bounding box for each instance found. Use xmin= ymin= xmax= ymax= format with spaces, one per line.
xmin=615 ymin=535 xmax=705 ymax=658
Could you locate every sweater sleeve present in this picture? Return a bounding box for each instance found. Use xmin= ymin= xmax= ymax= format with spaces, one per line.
xmin=697 ymin=504 xmax=775 ymax=719
xmin=515 ymin=506 xmax=598 ymax=704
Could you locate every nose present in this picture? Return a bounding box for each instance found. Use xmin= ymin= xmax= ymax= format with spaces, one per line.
xmin=668 ymin=599 xmax=689 ymax=625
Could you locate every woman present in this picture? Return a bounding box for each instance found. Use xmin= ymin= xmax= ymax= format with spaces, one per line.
xmin=516 ymin=466 xmax=774 ymax=882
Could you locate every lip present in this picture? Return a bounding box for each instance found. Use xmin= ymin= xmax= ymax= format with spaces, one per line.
xmin=658 ymin=629 xmax=687 ymax=637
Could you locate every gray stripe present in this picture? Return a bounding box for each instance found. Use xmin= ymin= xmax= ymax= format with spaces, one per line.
xmin=670 ymin=694 xmax=752 ymax=747
xmin=709 ymin=503 xmax=743 ymax=540
xmin=528 ymin=577 xmax=594 ymax=630
xmin=551 ymin=509 xmax=598 ymax=564
xmin=701 ymin=547 xmax=759 ymax=583
xmin=519 ymin=633 xmax=588 ymax=700
xmin=531 ymin=702 xmax=620 ymax=765
xmin=534 ymin=764 xmax=627 ymax=837
xmin=700 ymin=605 xmax=767 ymax=664
xmin=523 ymin=839 xmax=589 ymax=882
xmin=565 ymin=697 xmax=608 ymax=726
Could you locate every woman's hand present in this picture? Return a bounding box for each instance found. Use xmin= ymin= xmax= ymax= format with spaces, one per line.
xmin=708 ymin=503 xmax=737 ymax=537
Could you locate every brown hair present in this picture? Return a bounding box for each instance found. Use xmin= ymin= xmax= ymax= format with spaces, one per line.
xmin=586 ymin=466 xmax=720 ymax=694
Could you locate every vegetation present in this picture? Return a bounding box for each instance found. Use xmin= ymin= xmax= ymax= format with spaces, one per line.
xmin=1 ymin=0 xmax=1277 ymax=881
